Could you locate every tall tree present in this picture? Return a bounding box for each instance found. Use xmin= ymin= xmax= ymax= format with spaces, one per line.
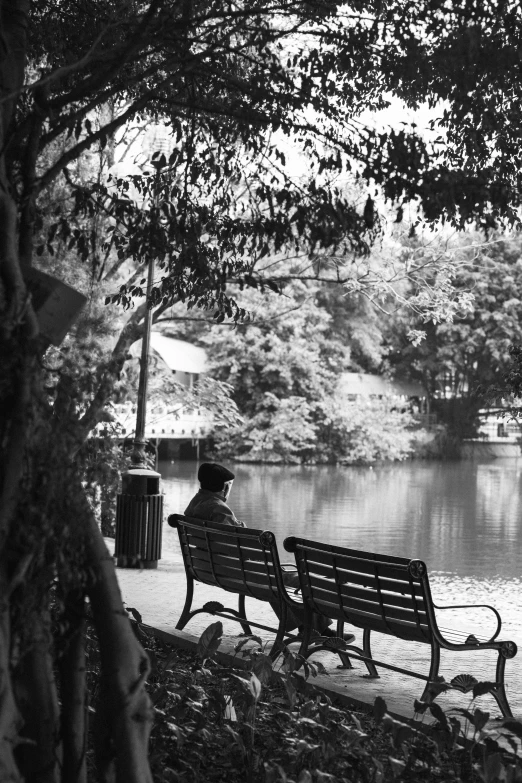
xmin=386 ymin=234 xmax=522 ymax=438
xmin=3 ymin=1 xmax=522 ymax=780
xmin=197 ymin=277 xmax=416 ymax=463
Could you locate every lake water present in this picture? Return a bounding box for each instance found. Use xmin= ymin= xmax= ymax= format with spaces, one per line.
xmin=160 ymin=458 xmax=522 ymax=578
xmin=159 ymin=458 xmax=522 ymax=712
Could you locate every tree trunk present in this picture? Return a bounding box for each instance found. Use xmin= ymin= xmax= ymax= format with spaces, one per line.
xmin=14 ymin=611 xmax=62 ymax=783
xmin=0 ymin=3 xmax=155 ymax=781
xmin=77 ymin=486 xmax=154 ymax=783
xmin=58 ymin=594 xmax=88 ymax=783
xmin=0 ymin=572 xmax=23 ymax=783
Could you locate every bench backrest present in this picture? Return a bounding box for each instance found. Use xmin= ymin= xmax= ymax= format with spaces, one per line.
xmin=169 ymin=514 xmax=286 ymax=604
xmin=284 ymin=536 xmax=435 ymax=644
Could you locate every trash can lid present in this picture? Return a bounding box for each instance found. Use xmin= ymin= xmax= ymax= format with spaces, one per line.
xmin=123 ymin=468 xmax=161 ymax=478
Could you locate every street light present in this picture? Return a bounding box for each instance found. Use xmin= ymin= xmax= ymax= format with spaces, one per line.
xmin=114 ymin=124 xmax=173 ymax=569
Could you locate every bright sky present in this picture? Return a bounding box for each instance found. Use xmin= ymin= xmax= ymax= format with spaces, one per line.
xmin=359 ymin=93 xmax=444 ymax=139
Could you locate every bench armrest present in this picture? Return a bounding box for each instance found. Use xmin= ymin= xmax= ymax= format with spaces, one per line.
xmin=434 ymin=602 xmax=502 ymax=642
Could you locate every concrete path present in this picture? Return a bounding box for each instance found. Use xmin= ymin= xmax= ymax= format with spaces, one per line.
xmin=106 ymin=539 xmax=522 ymax=725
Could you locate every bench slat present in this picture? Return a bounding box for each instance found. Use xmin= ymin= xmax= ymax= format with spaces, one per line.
xmin=182 ymin=550 xmax=277 ymax=585
xmin=305 ymin=595 xmax=432 ymax=642
xmin=296 ymin=546 xmax=414 ymax=581
xmin=189 ymin=553 xmax=279 ymax=588
xmin=182 ymin=526 xmax=265 ymax=547
xmin=294 ymin=540 xmax=411 ymax=567
xmin=297 ymin=558 xmax=424 ymax=597
xmin=181 ymin=536 xmax=270 ymax=562
xmin=181 ymin=530 xmax=266 ymax=552
xmin=303 ymin=573 xmax=427 ymax=612
xmin=188 ymin=558 xmax=279 ymax=596
xmin=184 ymin=544 xmax=276 ymax=573
xmin=191 ymin=570 xmax=278 ymax=601
xmin=182 ymin=545 xmax=274 ymax=571
xmin=305 ymin=581 xmax=428 ymax=627
xmin=292 ymin=537 xmax=410 ymax=566
xmin=178 ymin=517 xmax=267 ymax=539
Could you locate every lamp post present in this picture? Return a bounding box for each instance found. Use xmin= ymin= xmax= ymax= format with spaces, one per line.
xmin=131 ymin=127 xmax=173 ymax=466
xmin=114 ymin=126 xmax=172 ymax=568
xmin=130 ymin=222 xmax=155 ymax=468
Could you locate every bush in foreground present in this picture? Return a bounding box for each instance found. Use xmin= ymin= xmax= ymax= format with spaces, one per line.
xmin=87 ymin=615 xmax=522 ymax=782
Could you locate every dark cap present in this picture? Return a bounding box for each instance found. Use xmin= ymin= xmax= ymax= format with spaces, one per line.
xmin=198 ymin=462 xmax=235 ymax=492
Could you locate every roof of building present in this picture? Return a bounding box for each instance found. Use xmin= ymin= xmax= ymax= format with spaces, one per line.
xmin=338 ymin=372 xmax=426 ymax=398
xmin=130 ymin=333 xmax=208 ymax=374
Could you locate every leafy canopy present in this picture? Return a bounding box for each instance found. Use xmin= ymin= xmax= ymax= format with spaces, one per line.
xmin=11 ymin=0 xmax=522 ymax=327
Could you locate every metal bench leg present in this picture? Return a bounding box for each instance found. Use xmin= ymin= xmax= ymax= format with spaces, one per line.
xmin=237 ymin=594 xmax=253 ymax=636
xmin=175 ymin=575 xmax=194 ymax=630
xmin=489 ymin=651 xmax=513 ymax=718
xmin=335 ymin=620 xmax=354 ymax=669
xmin=294 ymin=605 xmax=314 ymax=668
xmin=420 ymin=639 xmax=441 ymax=703
xmin=362 ymin=629 xmax=379 ymax=678
xmin=269 ymin=601 xmax=289 ymax=661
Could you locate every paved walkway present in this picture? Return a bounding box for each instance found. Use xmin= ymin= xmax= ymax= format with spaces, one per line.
xmin=106 ymin=539 xmax=522 ymax=724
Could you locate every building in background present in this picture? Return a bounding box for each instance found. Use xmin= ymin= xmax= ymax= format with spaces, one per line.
xmin=97 ymin=333 xmax=212 ymax=461
xmin=337 ymin=372 xmax=428 ymax=405
xmin=337 ymin=372 xmax=433 ymax=422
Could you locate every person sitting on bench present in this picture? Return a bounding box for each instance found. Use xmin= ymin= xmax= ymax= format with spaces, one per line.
xmin=185 ymin=462 xmax=244 ymax=527
xmin=185 ymin=462 xmax=355 ymax=642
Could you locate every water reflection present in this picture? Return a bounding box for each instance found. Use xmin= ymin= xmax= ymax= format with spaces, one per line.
xmin=161 ymin=459 xmax=522 ymax=580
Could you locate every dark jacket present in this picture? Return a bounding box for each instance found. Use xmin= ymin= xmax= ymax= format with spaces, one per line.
xmin=184 ymin=488 xmax=245 ymax=527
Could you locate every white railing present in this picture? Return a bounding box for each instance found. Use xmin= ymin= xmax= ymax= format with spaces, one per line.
xmin=94 ymin=402 xmax=213 ymax=440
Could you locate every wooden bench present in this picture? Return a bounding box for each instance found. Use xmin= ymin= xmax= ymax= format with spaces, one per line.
xmin=284 ymin=535 xmax=518 ymax=717
xmin=167 ymin=514 xmax=307 ymax=657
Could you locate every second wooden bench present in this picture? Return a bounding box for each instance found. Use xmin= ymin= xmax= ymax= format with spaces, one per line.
xmin=284 ymin=535 xmax=518 ymax=718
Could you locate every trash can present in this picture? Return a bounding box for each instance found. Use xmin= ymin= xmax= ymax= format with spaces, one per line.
xmin=115 ymin=468 xmax=163 ymax=568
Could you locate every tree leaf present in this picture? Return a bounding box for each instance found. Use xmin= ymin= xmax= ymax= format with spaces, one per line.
xmin=282 ymin=649 xmax=297 ymax=675
xmin=373 ymin=696 xmax=387 ymax=723
xmin=283 ymin=676 xmax=297 ymax=709
xmin=388 ymin=757 xmax=406 ymax=778
xmin=197 ymin=621 xmax=223 ymax=661
xmin=429 ymin=702 xmax=449 ymax=731
xmin=252 ymin=653 xmax=274 ymax=685
xmin=473 ymin=708 xmax=490 ymax=732
xmin=502 ymin=719 xmax=522 ymax=740
xmin=472 ymin=681 xmax=498 ymax=699
xmin=484 ymin=752 xmax=504 ymax=783
xmin=453 ymin=708 xmax=476 ymax=724
xmin=248 ymin=673 xmax=262 ymax=701
xmin=234 ymin=635 xmax=263 ymax=653
xmin=224 ymin=695 xmax=237 ymax=722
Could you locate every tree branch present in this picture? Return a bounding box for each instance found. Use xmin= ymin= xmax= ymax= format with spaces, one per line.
xmin=0 ymin=24 xmax=115 ymax=108
xmin=35 ymin=97 xmax=151 ymax=195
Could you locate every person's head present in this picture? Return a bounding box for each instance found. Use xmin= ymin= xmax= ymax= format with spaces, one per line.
xmin=198 ymin=462 xmax=235 ymax=498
